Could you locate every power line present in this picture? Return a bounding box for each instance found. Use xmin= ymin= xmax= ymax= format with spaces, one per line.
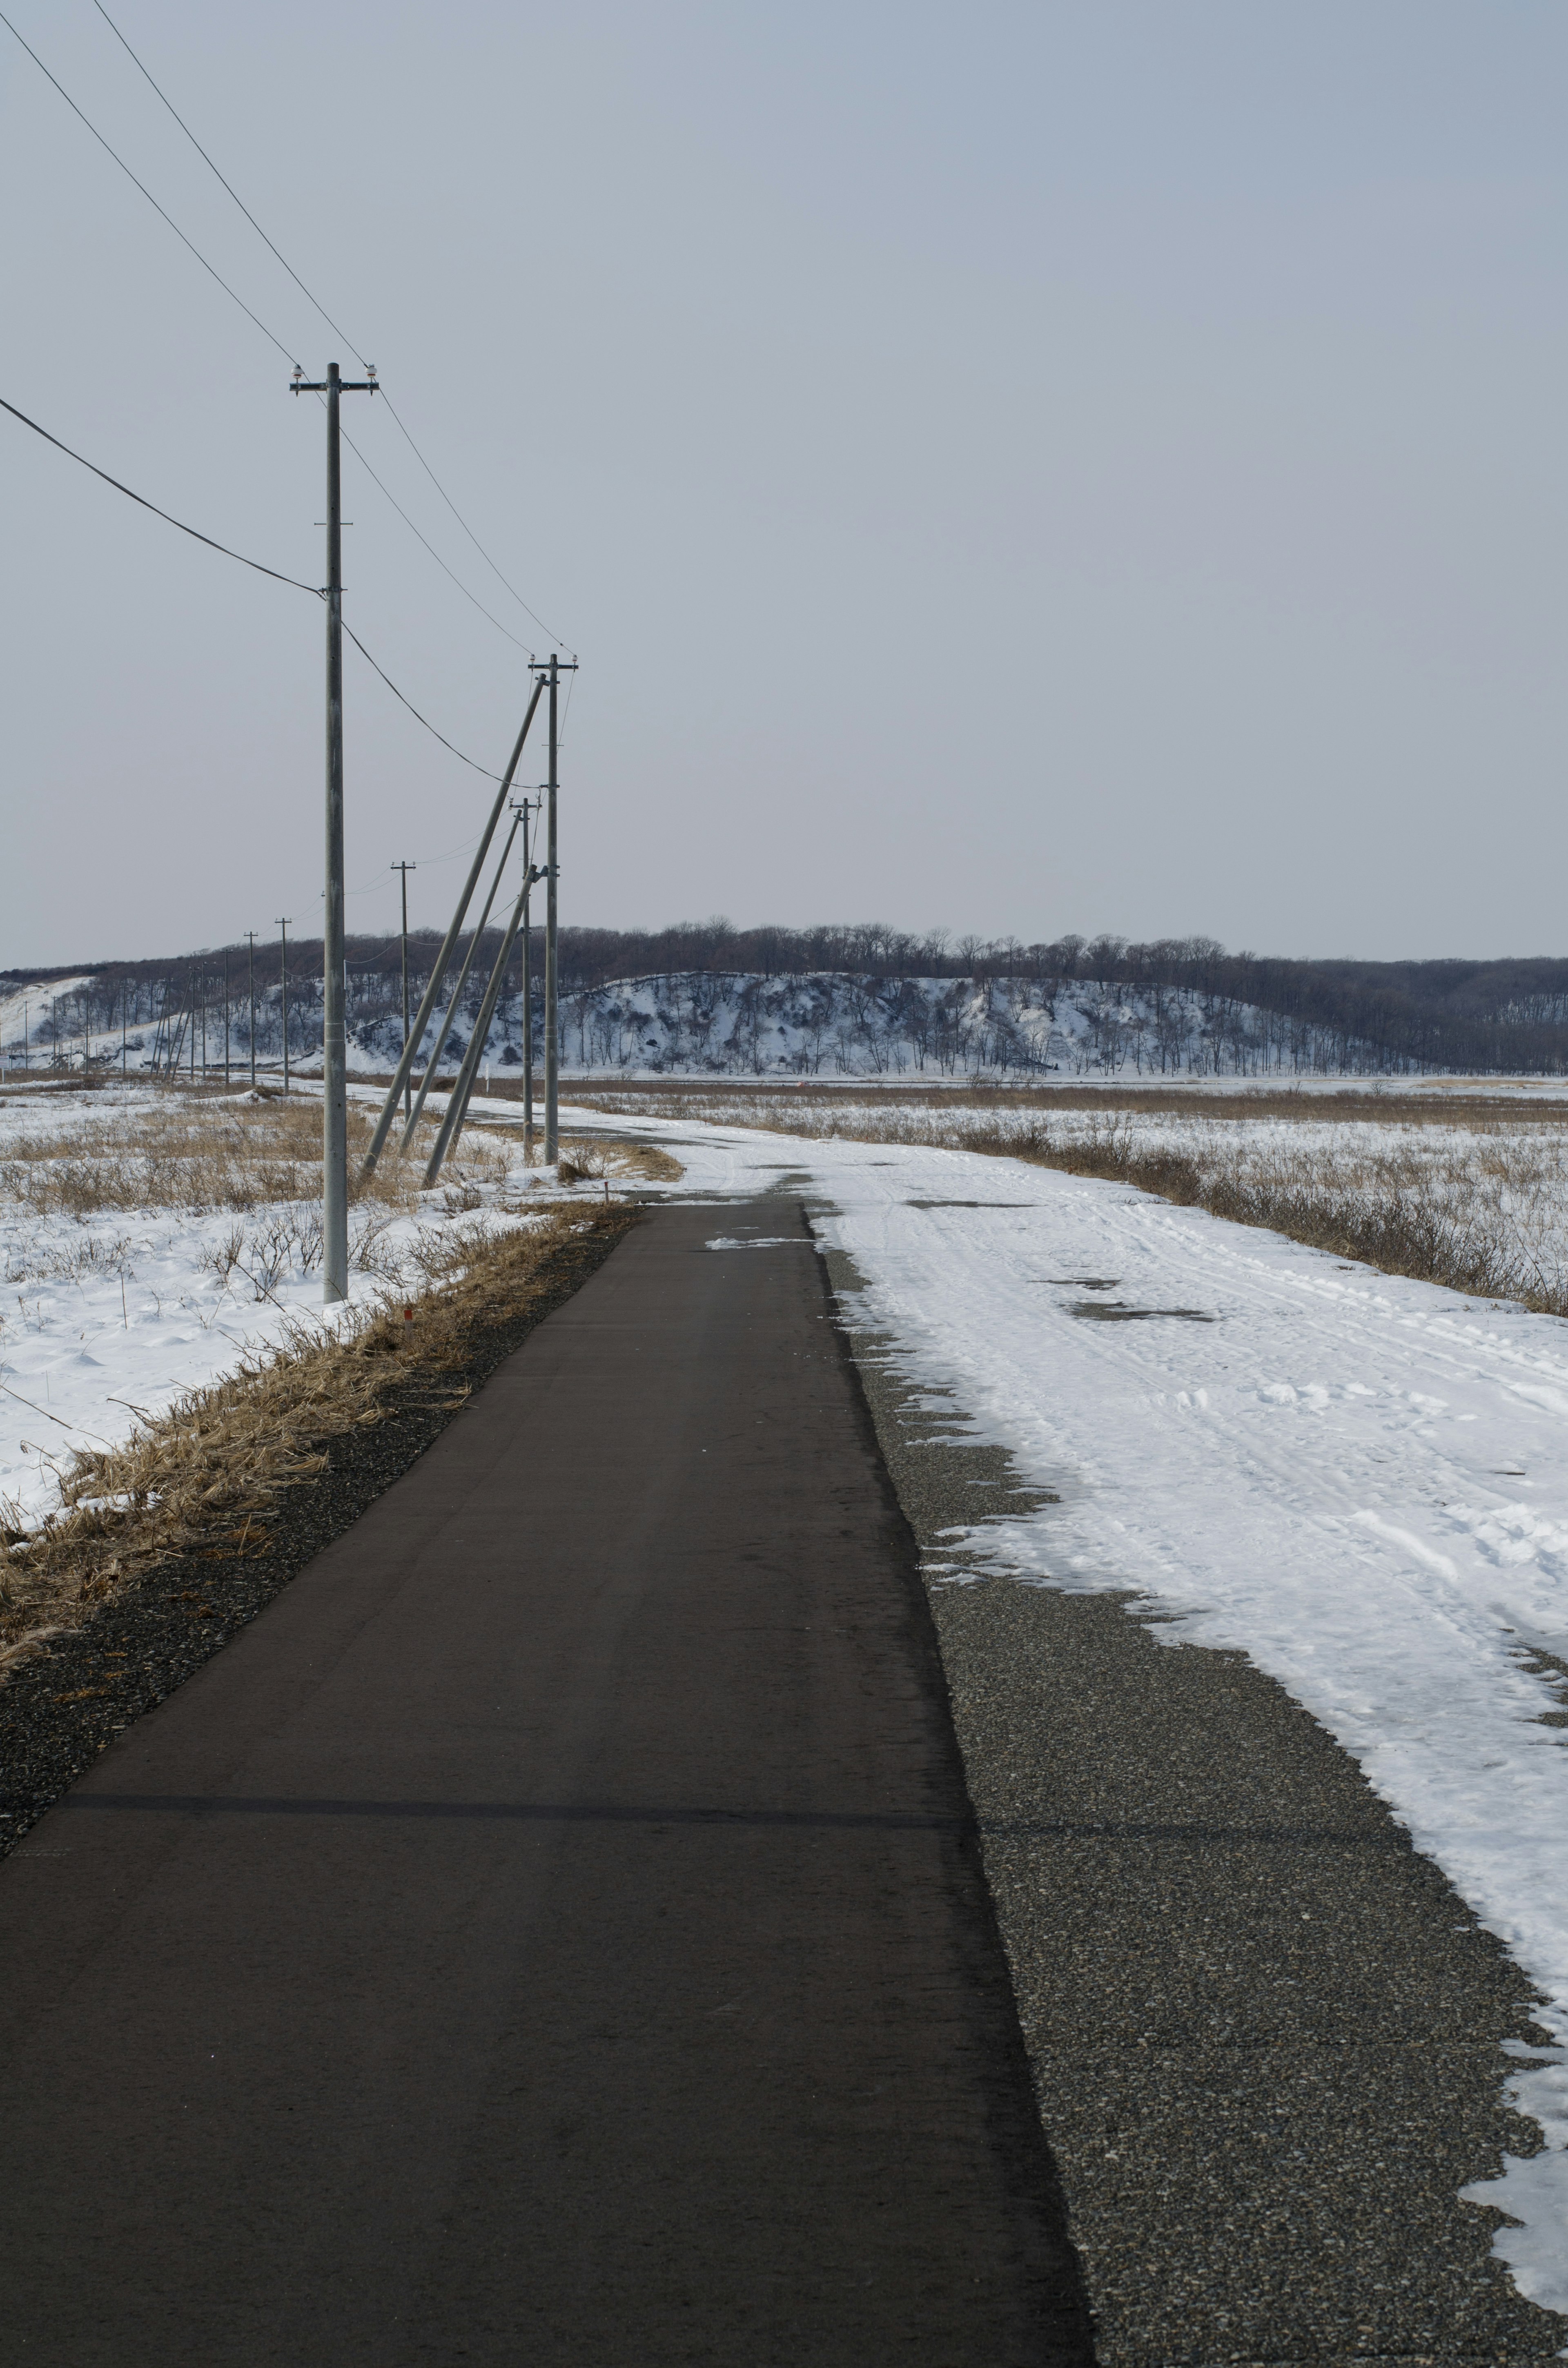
xmin=336 ymin=415 xmax=536 ymax=657
xmin=0 ymin=389 xmax=503 ymax=779
xmin=340 ymin=622 xmax=501 ymax=779
xmin=89 ymin=0 xmax=363 ymax=366
xmin=84 ymin=0 xmax=576 ymax=656
xmin=0 ymin=391 xmax=316 ymax=591
xmin=0 ymin=8 xmax=301 ymax=368
xmin=8 ymin=4 xmax=564 ymax=658
xmin=377 ymin=392 xmax=576 ymax=655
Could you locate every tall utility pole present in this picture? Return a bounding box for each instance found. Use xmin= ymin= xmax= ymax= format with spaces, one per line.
xmin=535 ymin=655 xmax=577 ymax=1164
xmin=121 ymin=981 xmax=127 ymax=1080
xmin=392 ymin=862 xmax=416 ymax=1120
xmin=245 ymin=932 xmax=258 ymax=1089
xmin=521 ymin=800 xmax=535 ymax=1155
xmin=293 ymin=360 xmax=377 ymax=1304
xmin=277 ymin=920 xmax=290 ymax=1094
xmin=223 ymin=950 xmax=231 ymax=1089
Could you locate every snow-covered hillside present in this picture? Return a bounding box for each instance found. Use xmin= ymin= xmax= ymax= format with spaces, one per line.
xmin=3 ymin=970 xmax=1398 ymax=1081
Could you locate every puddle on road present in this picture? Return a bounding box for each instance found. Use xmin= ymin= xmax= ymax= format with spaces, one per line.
xmin=1069 ymin=1301 xmax=1216 ymax=1323
xmin=905 ymin=1199 xmax=1039 ymax=1210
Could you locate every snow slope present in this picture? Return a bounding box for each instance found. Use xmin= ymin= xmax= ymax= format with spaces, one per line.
xmin=3 ymin=970 xmax=1396 ymax=1082
xmin=572 ymin=1100 xmax=1568 ymax=2319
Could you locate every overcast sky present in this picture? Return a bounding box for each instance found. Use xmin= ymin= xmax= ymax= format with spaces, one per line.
xmin=2 ymin=1 xmax=1564 ymax=967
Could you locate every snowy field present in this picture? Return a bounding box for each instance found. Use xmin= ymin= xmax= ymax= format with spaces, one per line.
xmin=4 ymin=1076 xmax=1568 ymax=2310
xmin=0 ymin=1081 xmax=601 ymax=1530
xmin=574 ymin=1098 xmax=1568 ymax=2317
xmin=585 ymin=1087 xmax=1568 ymax=1318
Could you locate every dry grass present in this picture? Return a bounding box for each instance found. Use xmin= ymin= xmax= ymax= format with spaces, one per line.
xmin=554 ymin=1134 xmax=684 ymax=1186
xmin=571 ymin=1086 xmax=1568 ymax=1317
xmin=0 ymin=1206 xmax=632 ymax=1673
xmin=0 ymin=1090 xmax=508 ymax=1220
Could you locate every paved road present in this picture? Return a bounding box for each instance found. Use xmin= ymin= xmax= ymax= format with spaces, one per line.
xmin=0 ymin=1202 xmax=1089 ymax=2366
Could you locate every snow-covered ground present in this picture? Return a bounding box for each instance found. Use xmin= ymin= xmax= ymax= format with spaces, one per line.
xmin=4 ymin=1077 xmax=1568 ymax=2313
xmin=0 ymin=1083 xmax=586 ymax=1529
xmin=572 ymin=1099 xmax=1568 ymax=2319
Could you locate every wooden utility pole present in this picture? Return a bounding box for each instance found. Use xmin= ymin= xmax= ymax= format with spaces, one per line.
xmin=392 ymin=862 xmax=416 ymax=1120
xmin=292 ymin=359 xmax=377 ymax=1303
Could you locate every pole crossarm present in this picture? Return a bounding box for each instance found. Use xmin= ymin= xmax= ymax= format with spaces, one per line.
xmin=359 ymin=680 xmax=544 ymax=1177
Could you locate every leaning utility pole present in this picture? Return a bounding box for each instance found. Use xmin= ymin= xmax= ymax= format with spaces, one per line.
xmin=361 ymin=683 xmax=543 ymax=1178
xmin=245 ymin=932 xmax=258 ymax=1089
xmin=535 ymin=655 xmax=577 ymax=1164
xmin=399 ymin=810 xmax=524 ymax=1154
xmin=392 ymin=861 xmax=416 ymax=1120
xmin=277 ymin=919 xmax=290 ymax=1094
xmin=292 ymin=359 xmax=377 ymax=1303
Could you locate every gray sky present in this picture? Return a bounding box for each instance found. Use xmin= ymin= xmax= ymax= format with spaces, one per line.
xmin=2 ymin=1 xmax=1564 ymax=967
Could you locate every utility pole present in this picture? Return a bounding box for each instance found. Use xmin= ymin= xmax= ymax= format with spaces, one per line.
xmin=223 ymin=950 xmax=231 ymax=1089
xmin=293 ymin=359 xmax=377 ymax=1303
xmin=245 ymin=932 xmax=258 ymax=1089
xmin=392 ymin=862 xmax=416 ymax=1121
xmin=533 ymin=655 xmax=577 ymax=1165
xmin=277 ymin=920 xmax=290 ymax=1094
xmin=521 ymin=799 xmax=536 ymax=1156
xmin=121 ymin=981 xmax=127 ymax=1080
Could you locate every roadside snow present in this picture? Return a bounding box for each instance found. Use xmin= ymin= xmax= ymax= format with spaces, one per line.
xmin=570 ymin=1099 xmax=1568 ymax=2319
xmin=0 ymin=1086 xmax=564 ymax=1528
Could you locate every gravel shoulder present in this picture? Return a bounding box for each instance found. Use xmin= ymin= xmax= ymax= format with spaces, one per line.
xmin=819 ymin=1233 xmax=1568 ymax=2366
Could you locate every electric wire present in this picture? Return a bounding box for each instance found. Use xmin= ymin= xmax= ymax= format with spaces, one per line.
xmin=9 ymin=5 xmax=568 ymax=660
xmin=376 ymin=392 xmax=576 ymax=655
xmin=336 ymin=417 xmax=536 ymax=657
xmin=85 ymin=0 xmax=576 ymax=656
xmin=0 ymin=390 xmax=502 ymax=779
xmin=0 ymin=9 xmax=301 ymax=368
xmin=339 ymin=623 xmax=501 ymax=780
xmin=89 ymin=0 xmax=361 ymax=365
xmin=0 ymin=391 xmax=316 ymax=591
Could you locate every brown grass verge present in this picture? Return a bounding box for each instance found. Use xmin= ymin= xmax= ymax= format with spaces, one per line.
xmin=0 ymin=1204 xmax=636 ymax=1673
xmin=555 ymin=1135 xmax=683 ymax=1185
xmin=568 ymin=1079 xmax=1568 ymax=1127
xmin=0 ymin=1091 xmax=508 ymax=1220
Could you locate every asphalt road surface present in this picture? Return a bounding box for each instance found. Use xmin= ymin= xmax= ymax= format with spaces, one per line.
xmin=0 ymin=1202 xmax=1088 ymax=2366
